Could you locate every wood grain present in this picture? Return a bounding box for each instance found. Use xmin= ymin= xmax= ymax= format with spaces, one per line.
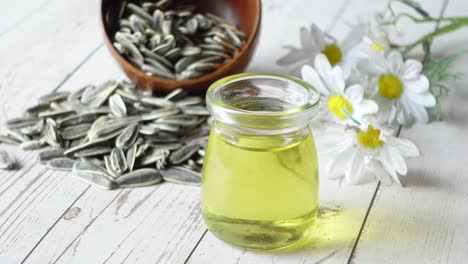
xmin=0 ymin=0 xmax=109 ymax=261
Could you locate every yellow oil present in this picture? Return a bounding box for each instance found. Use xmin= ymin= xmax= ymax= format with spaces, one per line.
xmin=201 ymin=128 xmax=319 ymax=251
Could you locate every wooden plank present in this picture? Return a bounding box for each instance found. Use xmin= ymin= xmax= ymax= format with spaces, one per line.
xmin=0 ymin=0 xmax=53 ymax=36
xmin=350 ymin=0 xmax=468 ymax=262
xmin=0 ymin=0 xmax=110 ymax=262
xmin=185 ymin=0 xmax=390 ymax=263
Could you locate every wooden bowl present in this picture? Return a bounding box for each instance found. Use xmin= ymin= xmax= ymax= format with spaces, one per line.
xmin=101 ymin=0 xmax=261 ymax=94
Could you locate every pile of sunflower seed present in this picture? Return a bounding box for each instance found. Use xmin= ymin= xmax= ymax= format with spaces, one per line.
xmin=0 ymin=80 xmax=210 ymax=189
xmin=113 ymin=0 xmax=246 ymax=80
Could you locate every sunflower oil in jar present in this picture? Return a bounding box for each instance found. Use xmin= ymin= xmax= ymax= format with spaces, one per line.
xmin=201 ymin=73 xmax=320 ymax=250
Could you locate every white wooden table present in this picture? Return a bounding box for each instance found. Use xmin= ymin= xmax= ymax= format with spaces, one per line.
xmin=1 ymin=0 xmax=467 ymax=263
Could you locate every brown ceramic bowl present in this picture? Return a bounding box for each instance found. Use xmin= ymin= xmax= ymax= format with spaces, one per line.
xmin=101 ymin=0 xmax=261 ymax=94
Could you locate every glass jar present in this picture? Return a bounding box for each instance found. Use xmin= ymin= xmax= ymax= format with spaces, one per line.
xmin=201 ymin=73 xmax=320 ymax=251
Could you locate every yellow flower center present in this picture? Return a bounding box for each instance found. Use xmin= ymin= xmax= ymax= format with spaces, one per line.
xmin=371 ymin=43 xmax=385 ymax=51
xmin=378 ymin=74 xmax=403 ymax=99
xmin=322 ymin=44 xmax=342 ymax=66
xmin=357 ymin=125 xmax=384 ymax=149
xmin=327 ymin=95 xmax=353 ymax=119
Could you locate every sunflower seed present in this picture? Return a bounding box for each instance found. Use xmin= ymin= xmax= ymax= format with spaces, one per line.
xmin=72 ymin=161 xmax=115 ymax=189
xmin=116 ymin=168 xmax=162 ymax=188
xmin=104 ymin=155 xmax=119 ymax=178
xmin=142 ymin=64 xmax=175 ymax=79
xmin=116 ymin=32 xmax=144 ymax=65
xmin=74 ymin=146 xmax=112 ymax=158
xmin=73 ymin=161 xmax=114 ymax=180
xmin=139 ymin=148 xmax=169 ymax=167
xmin=116 ymin=124 xmax=139 ymax=149
xmin=127 ymin=3 xmax=154 ymax=26
xmin=161 ymin=166 xmax=201 ymax=185
xmin=148 ymin=123 xmax=181 ymax=133
xmin=25 ymin=103 xmax=51 ymax=117
xmin=38 ymin=149 xmax=66 ymax=164
xmin=169 ymin=142 xmax=201 ymax=164
xmin=38 ymin=109 xmax=75 ymax=119
xmin=186 ymin=62 xmax=221 ymax=72
xmin=141 ymin=108 xmax=178 ymax=121
xmin=61 ymin=123 xmax=92 ymax=140
xmin=164 ymin=47 xmax=181 ymax=61
xmin=58 ymin=112 xmax=99 ymax=127
xmin=3 ymin=78 xmax=210 ymax=189
xmin=47 ymin=158 xmax=75 ymax=171
xmin=139 ymin=125 xmax=159 ymax=135
xmin=20 ymin=139 xmax=46 ymax=150
xmin=6 ymin=129 xmax=30 ymax=143
xmin=174 ymin=56 xmax=198 ymax=73
xmin=156 ymin=114 xmax=203 ymax=126
xmin=181 ymin=46 xmax=202 ymax=56
xmin=18 ymin=120 xmax=45 ymax=136
xmin=87 ymin=81 xmax=119 ymax=108
xmin=180 ymin=105 xmax=210 ymax=116
xmin=6 ymin=117 xmax=40 ymax=129
xmin=39 ymin=91 xmax=70 ymax=104
xmin=0 ymin=149 xmax=17 ymax=170
xmin=151 ymin=142 xmax=182 ymax=151
xmin=164 ymin=88 xmax=187 ymax=101
xmin=0 ymin=135 xmax=21 ymax=145
xmin=126 ymin=144 xmax=137 ymax=172
xmin=177 ymin=70 xmax=204 ymax=80
xmin=109 ymin=94 xmax=127 ymax=118
xmin=175 ymin=96 xmax=203 ymax=107
xmin=110 ymin=148 xmax=128 ymax=174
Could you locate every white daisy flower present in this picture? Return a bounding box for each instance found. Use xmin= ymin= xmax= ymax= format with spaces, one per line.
xmin=277 ymin=23 xmax=367 ymax=77
xmin=362 ymin=13 xmax=391 ymax=54
xmin=368 ymin=50 xmax=436 ymax=125
xmin=301 ymin=54 xmax=378 ymax=124
xmin=319 ymin=119 xmax=420 ymax=185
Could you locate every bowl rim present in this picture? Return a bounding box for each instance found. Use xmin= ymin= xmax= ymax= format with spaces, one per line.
xmin=100 ymin=0 xmax=262 ymax=88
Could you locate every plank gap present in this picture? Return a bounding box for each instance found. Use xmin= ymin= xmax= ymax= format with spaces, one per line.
xmin=19 ymin=186 xmax=91 ymax=264
xmin=184 ymin=229 xmax=208 ymax=263
xmin=51 ymin=189 xmax=124 ymax=264
xmin=51 ymin=43 xmax=104 ymax=93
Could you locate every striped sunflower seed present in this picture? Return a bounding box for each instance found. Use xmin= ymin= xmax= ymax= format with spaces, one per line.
xmin=116 ymin=168 xmax=162 ymax=188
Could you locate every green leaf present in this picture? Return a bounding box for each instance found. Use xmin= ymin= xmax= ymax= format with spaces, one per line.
xmin=423 ymin=50 xmax=468 ymax=118
xmin=395 ymin=0 xmax=430 ymax=17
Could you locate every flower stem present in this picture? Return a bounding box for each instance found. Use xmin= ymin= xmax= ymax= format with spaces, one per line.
xmin=341 ymin=108 xmax=362 ymax=126
xmin=383 ymin=13 xmax=468 ymax=25
xmin=402 ymin=20 xmax=468 ymax=55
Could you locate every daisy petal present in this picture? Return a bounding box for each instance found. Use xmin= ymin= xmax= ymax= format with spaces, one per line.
xmin=345 ymin=149 xmax=364 ymax=184
xmin=405 ymin=90 xmax=436 ymax=107
xmin=402 ymin=59 xmax=423 ymax=79
xmin=327 ymin=145 xmax=354 ymax=179
xmin=345 ymin=84 xmax=364 ymax=102
xmin=390 ymin=138 xmax=420 ymax=157
xmin=386 ymin=146 xmax=407 ymax=175
xmin=404 ymin=75 xmax=430 ymax=93
xmin=378 ymin=155 xmax=401 ymax=185
xmin=331 ymin=66 xmax=346 ymax=94
xmin=369 ymin=160 xmax=393 ymax=185
xmin=315 ymin=54 xmax=333 ymax=82
xmin=387 ymin=51 xmax=404 ymax=74
xmin=301 ymin=65 xmax=329 ymax=95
